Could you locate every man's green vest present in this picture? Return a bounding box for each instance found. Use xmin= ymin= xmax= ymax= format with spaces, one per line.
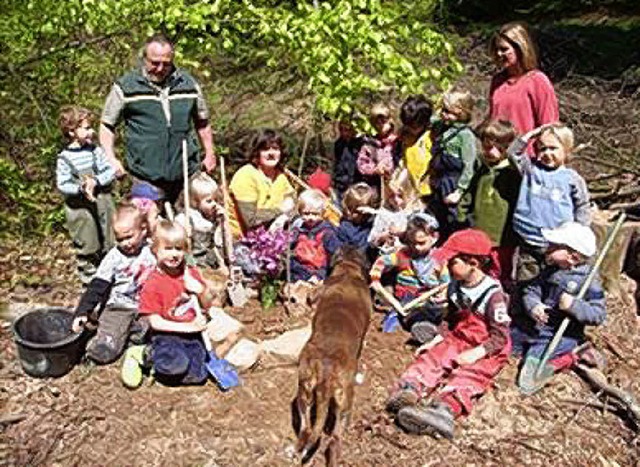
xmin=117 ymin=68 xmax=201 ymax=183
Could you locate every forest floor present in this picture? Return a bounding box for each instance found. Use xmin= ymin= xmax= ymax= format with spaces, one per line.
xmin=2 ymin=20 xmax=640 ymax=467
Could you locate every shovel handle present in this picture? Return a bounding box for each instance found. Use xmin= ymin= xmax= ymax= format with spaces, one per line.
xmin=402 ymin=283 xmax=448 ymax=313
xmin=371 ymin=282 xmax=406 ymax=316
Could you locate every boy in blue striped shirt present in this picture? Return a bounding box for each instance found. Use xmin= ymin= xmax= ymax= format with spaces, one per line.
xmin=56 ymin=106 xmax=116 ymax=284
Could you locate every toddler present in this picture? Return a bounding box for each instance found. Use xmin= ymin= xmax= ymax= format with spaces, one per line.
xmin=512 ymin=222 xmax=606 ymax=394
xmin=458 ymin=119 xmax=521 ymax=286
xmin=129 ymin=181 xmax=162 ymax=234
xmin=336 ymin=182 xmax=378 ymax=254
xmin=399 ymin=95 xmax=434 ymax=197
xmin=333 ymin=120 xmax=364 ymax=200
xmin=357 ymin=103 xmax=400 ymax=191
xmin=370 ymin=213 xmax=449 ymax=341
xmin=509 ymin=123 xmax=591 ymax=284
xmin=71 ymin=203 xmax=156 ymax=364
xmin=387 ymin=229 xmax=511 ymax=440
xmin=57 ymin=105 xmax=116 ymax=284
xmin=175 ymin=172 xmax=225 ymax=270
xmin=428 ymin=90 xmax=478 ymax=239
xmin=289 ymin=189 xmax=340 ymax=282
xmin=368 ymin=168 xmax=423 ymax=254
xmin=138 ymin=220 xmax=217 ymax=386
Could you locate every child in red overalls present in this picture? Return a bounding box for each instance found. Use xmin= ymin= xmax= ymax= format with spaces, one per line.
xmin=386 ymin=229 xmax=511 ymax=439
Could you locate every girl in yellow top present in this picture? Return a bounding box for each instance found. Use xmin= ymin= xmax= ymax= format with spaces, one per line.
xmin=229 ymin=129 xmax=296 ymax=236
xmin=399 ymin=95 xmax=434 ymax=197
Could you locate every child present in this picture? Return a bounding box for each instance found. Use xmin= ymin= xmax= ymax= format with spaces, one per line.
xmin=512 ymin=222 xmax=606 ymax=394
xmin=71 ymin=203 xmax=156 ymax=364
xmin=428 ymin=90 xmax=478 ymax=239
xmin=175 ymin=172 xmax=225 ymax=270
xmin=336 ymin=182 xmax=378 ymax=253
xmin=356 ymin=103 xmax=400 ymax=191
xmin=289 ymin=189 xmax=341 ymax=282
xmin=129 ymin=181 xmax=162 ymax=234
xmin=137 ymin=220 xmax=217 ymax=385
xmin=458 ymin=119 xmax=521 ymax=287
xmin=509 ymin=123 xmax=591 ymax=284
xmin=56 ymin=105 xmax=116 ymax=284
xmin=386 ymin=229 xmax=511 ymax=440
xmin=370 ymin=213 xmax=449 ymax=341
xmin=397 ymin=95 xmax=434 ymax=199
xmin=307 ymin=167 xmax=341 ymax=226
xmin=333 ymin=120 xmax=364 ymax=200
xmin=368 ymin=168 xmax=423 ymax=254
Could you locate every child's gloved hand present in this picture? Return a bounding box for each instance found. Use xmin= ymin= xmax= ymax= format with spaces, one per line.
xmin=444 ymin=190 xmax=462 ymax=205
xmin=184 ymin=271 xmax=205 ymax=295
xmin=280 ymin=197 xmax=295 ymax=214
xmin=71 ymin=316 xmax=88 ymax=333
xmin=558 ymin=292 xmax=575 ymax=312
xmin=531 ymin=303 xmax=550 ymax=324
xmin=81 ymin=176 xmax=97 ymax=202
xmin=455 ymin=346 xmax=486 ymax=366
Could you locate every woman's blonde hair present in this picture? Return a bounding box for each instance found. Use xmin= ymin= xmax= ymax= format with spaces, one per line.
xmin=152 ymin=219 xmax=188 ymax=252
xmin=490 ymin=22 xmax=538 ymax=72
xmin=342 ymin=182 xmax=378 ymax=223
xmin=535 ymin=123 xmax=575 ymax=160
xmin=297 ymin=189 xmax=326 ymax=214
xmin=442 ymin=90 xmax=475 ymax=123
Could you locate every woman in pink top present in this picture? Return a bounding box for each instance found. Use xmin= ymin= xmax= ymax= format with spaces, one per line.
xmin=489 ymin=22 xmax=559 ymax=135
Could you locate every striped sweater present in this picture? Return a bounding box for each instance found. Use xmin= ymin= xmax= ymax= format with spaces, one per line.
xmin=56 ymin=145 xmax=115 ymax=197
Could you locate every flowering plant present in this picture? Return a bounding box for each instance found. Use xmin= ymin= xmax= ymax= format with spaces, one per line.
xmin=236 ymin=226 xmax=290 ymax=309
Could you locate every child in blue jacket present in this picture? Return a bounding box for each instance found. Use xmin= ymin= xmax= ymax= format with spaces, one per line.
xmin=512 ymin=222 xmax=606 ymax=394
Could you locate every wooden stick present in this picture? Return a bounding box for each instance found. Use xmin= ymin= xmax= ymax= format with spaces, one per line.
xmin=182 ymin=140 xmax=191 ymax=238
xmin=219 ymin=156 xmax=235 ymax=266
xmin=402 ymin=283 xmax=448 ymax=313
xmin=284 ymin=168 xmax=342 ymax=218
xmin=371 ymin=282 xmax=405 ymax=316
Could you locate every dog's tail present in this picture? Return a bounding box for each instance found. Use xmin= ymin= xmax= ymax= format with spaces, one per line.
xmin=298 ymin=361 xmax=339 ymax=461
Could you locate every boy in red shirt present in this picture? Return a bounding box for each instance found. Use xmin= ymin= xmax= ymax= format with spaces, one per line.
xmin=386 ymin=229 xmax=511 ymax=439
xmin=138 ymin=219 xmax=216 ymax=385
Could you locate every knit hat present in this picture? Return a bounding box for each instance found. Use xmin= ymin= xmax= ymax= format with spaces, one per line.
xmin=130 ymin=181 xmax=162 ymax=201
xmin=541 ymin=222 xmax=596 ymax=257
xmin=434 ymin=228 xmax=493 ymax=262
xmin=409 ymin=212 xmax=439 ymax=231
xmin=307 ymin=168 xmax=332 ymax=196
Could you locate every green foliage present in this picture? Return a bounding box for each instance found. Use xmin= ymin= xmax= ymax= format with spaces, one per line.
xmin=1 ymin=0 xmax=461 ymax=237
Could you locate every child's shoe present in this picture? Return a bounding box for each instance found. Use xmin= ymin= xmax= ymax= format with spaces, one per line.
xmin=386 ymin=383 xmax=419 ymax=414
xmin=410 ymin=321 xmax=439 ymax=344
xmin=121 ymin=345 xmax=146 ymax=389
xmin=381 ymin=311 xmax=401 ymax=333
xmin=575 ymin=345 xmax=607 ymax=370
xmin=397 ymin=400 xmax=455 ymax=440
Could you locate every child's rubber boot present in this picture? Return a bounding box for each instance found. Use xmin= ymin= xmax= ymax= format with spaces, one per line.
xmin=382 ymin=311 xmax=401 ymax=333
xmin=410 ymin=321 xmax=439 ymax=344
xmin=121 ymin=345 xmax=145 ymax=389
xmin=518 ymin=355 xmax=555 ymax=395
xmin=397 ymin=401 xmax=455 ymax=440
xmin=386 ymin=383 xmax=420 ymax=414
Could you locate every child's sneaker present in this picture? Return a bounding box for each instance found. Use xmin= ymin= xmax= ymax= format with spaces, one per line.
xmin=410 ymin=321 xmax=439 ymax=344
xmin=386 ymin=384 xmax=419 ymax=414
xmin=397 ymin=400 xmax=455 ymax=440
xmin=121 ymin=345 xmax=145 ymax=389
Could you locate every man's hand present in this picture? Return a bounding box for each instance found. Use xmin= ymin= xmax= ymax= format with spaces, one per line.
xmin=454 ymin=346 xmax=486 ymax=366
xmin=72 ymin=316 xmax=88 ymax=333
xmin=202 ymin=153 xmax=217 ymax=174
xmin=558 ymin=292 xmax=575 ymax=312
xmin=531 ymin=303 xmax=550 ymax=325
xmin=81 ymin=176 xmax=97 ymax=202
xmin=184 ymin=271 xmax=205 ymax=295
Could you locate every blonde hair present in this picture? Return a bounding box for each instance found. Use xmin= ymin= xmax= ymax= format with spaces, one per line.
xmin=369 ymin=103 xmax=391 ymax=122
xmin=490 ymin=22 xmax=538 ymax=72
xmin=58 ymin=105 xmax=94 ymax=142
xmin=113 ymin=201 xmax=146 ymax=229
xmin=342 ymin=183 xmax=378 ymax=223
xmin=384 ymin=168 xmax=421 ymax=211
xmin=297 ymin=189 xmax=326 ymax=214
xmin=535 ymin=123 xmax=575 ymax=160
xmin=189 ymin=172 xmax=219 ymax=208
xmin=442 ymin=90 xmax=475 ymax=123
xmin=152 ymin=219 xmax=188 ymax=252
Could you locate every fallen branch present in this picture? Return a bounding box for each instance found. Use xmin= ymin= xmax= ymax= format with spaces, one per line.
xmin=0 ymin=413 xmax=27 ymax=426
xmin=574 ymin=364 xmax=640 ymax=430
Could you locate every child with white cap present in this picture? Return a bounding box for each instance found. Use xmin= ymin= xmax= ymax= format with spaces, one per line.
xmin=512 ymin=221 xmax=606 ymax=393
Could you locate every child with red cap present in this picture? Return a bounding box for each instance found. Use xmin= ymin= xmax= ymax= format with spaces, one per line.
xmin=386 ymin=228 xmax=511 ymax=440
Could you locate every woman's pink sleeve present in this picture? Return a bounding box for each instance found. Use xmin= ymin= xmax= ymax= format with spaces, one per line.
xmin=532 ymin=72 xmax=559 ymax=126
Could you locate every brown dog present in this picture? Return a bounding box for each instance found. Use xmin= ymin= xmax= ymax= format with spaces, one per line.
xmin=292 ymin=246 xmax=372 ymax=466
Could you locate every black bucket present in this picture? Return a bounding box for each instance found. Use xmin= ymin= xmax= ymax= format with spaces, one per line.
xmin=12 ymin=307 xmax=86 ymax=378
